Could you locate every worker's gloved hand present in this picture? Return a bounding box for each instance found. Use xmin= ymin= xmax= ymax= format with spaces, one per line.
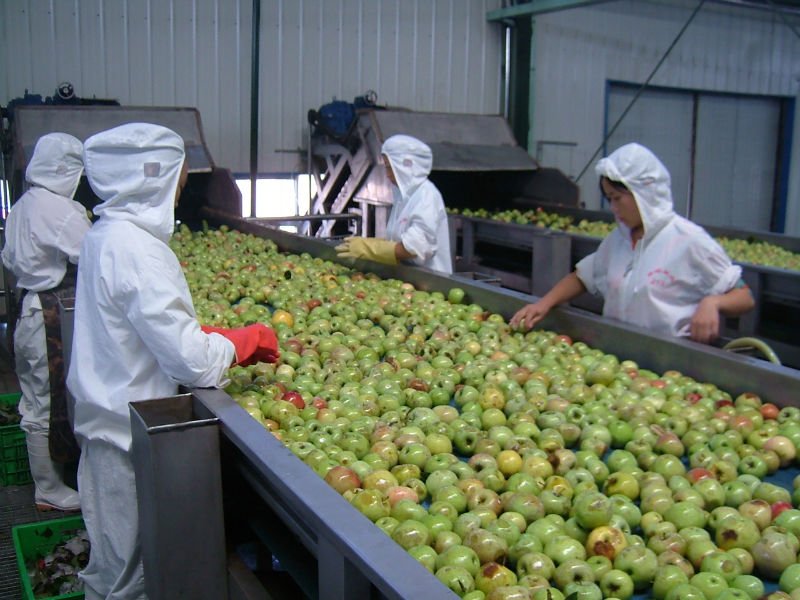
xmin=335 ymin=237 xmax=398 ymax=265
xmin=201 ymin=324 xmax=280 ymax=366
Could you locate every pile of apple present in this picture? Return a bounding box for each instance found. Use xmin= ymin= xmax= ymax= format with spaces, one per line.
xmin=449 ymin=207 xmax=615 ymax=239
xmin=173 ymin=225 xmax=800 ymax=600
xmin=448 ymin=208 xmax=800 ymax=273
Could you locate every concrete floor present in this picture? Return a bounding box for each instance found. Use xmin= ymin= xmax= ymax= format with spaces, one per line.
xmin=0 ymin=323 xmax=81 ymax=600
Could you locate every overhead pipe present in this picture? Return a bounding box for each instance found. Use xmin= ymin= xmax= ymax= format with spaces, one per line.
xmin=503 ymin=25 xmax=512 ymax=119
xmin=249 ymin=0 xmax=261 ymax=218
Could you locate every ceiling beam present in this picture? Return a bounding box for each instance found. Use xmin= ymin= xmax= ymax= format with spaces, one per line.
xmin=486 ymin=0 xmax=617 ymax=22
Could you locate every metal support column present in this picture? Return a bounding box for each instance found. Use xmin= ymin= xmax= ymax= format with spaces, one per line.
xmin=130 ymin=394 xmax=228 ymax=600
xmin=317 ymin=538 xmax=371 ymax=599
xmin=531 ymin=232 xmax=571 ymax=297
xmin=739 ymin=269 xmax=762 ymax=336
xmin=461 ymin=218 xmax=476 ymax=268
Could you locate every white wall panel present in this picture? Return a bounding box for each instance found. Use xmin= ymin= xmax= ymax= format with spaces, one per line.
xmin=259 ymin=0 xmax=503 ymax=172
xmin=1 ymin=0 xmax=503 ymax=175
xmin=531 ymin=0 xmax=800 ymax=216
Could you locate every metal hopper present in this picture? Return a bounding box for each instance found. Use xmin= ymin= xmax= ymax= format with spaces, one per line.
xmin=308 ymin=108 xmax=578 ymax=238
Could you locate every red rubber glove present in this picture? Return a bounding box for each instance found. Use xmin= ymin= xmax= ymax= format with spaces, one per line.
xmin=201 ymin=324 xmax=280 ymax=366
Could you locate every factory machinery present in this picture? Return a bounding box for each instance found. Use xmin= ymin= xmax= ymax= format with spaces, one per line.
xmin=449 ymin=202 xmax=800 ymax=369
xmin=9 ymin=106 xmax=800 ymax=599
xmin=307 ymin=106 xmax=579 ymax=239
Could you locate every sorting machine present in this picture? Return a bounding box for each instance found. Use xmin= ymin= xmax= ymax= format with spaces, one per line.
xmin=134 ymin=206 xmax=800 ymax=599
xmin=307 ymin=107 xmax=579 ymax=239
xmin=451 ymin=201 xmax=800 ymax=370
xmin=14 ymin=105 xmax=800 ymax=598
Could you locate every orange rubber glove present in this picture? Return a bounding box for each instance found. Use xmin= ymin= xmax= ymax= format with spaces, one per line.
xmin=201 ymin=324 xmax=280 ymax=366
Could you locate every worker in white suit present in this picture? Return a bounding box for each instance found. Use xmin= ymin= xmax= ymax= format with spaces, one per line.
xmin=336 ymin=134 xmax=452 ymax=274
xmin=511 ymin=142 xmax=754 ymax=343
xmin=68 ymin=122 xmax=279 ymax=599
xmin=2 ymin=132 xmax=90 ymax=511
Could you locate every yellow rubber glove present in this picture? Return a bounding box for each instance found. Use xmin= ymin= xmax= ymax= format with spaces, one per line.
xmin=335 ymin=237 xmax=398 ymax=265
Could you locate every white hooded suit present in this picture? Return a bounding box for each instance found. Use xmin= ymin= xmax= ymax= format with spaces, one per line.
xmin=68 ymin=123 xmax=234 ymax=599
xmin=2 ymin=133 xmax=90 ymax=434
xmin=576 ymin=143 xmax=742 ymax=338
xmin=382 ymin=135 xmax=452 ymax=274
xmin=2 ymin=132 xmax=90 ymax=512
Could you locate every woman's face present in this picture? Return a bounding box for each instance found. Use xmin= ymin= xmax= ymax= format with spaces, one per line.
xmin=601 ymin=178 xmax=642 ymax=231
xmin=175 ymin=160 xmax=189 ymax=206
xmin=382 ymin=154 xmax=397 ymax=186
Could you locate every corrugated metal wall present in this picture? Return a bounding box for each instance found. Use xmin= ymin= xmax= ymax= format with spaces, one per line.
xmin=0 ymin=0 xmax=503 ymax=174
xmin=531 ymin=0 xmax=800 ymax=214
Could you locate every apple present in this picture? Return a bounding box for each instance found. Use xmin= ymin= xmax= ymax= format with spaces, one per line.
xmin=553 ymin=558 xmax=595 ymax=589
xmin=571 ymin=494 xmax=614 ymax=532
xmin=723 ymin=480 xmax=753 ymax=507
xmin=751 ymin=526 xmax=798 ymax=579
xmin=435 ymin=544 xmax=481 ymax=577
xmin=753 ymin=481 xmax=791 ymax=505
xmin=486 ymin=586 xmax=534 ymax=600
xmin=663 ymin=583 xmax=707 ymax=600
xmin=689 ymin=571 xmax=729 ymax=599
xmin=727 ymin=547 xmax=754 ymax=576
xmin=408 ymin=544 xmax=437 ymax=572
xmin=475 ymin=562 xmax=517 ymax=596
xmin=375 ymin=516 xmax=400 ymax=537
xmin=613 ymin=545 xmax=658 ymax=591
xmin=507 ymin=532 xmax=543 ymax=566
xmin=664 ymin=501 xmax=707 ymax=529
xmin=350 ymin=488 xmax=390 ymax=522
xmin=599 ymin=568 xmax=634 ymax=600
xmin=503 ymin=492 xmax=544 ymax=525
xmin=543 ymin=535 xmax=587 ymax=565
xmin=323 ymin=465 xmax=361 ymax=495
xmin=780 ymin=563 xmax=800 ymax=594
xmin=773 ymin=508 xmax=800 ymax=537
xmin=433 ymin=530 xmax=461 ymax=554
xmin=772 ymin=500 xmax=793 ymax=520
xmin=463 ymin=528 xmax=509 ymax=565
xmin=515 ymin=551 xmax=555 ymax=580
xmin=603 ymin=472 xmax=639 ymax=500
xmin=391 ymin=519 xmax=432 ymax=550
xmin=447 ymin=287 xmax=466 ymax=304
xmin=700 ymin=550 xmax=742 ymax=582
xmin=435 ymin=565 xmax=475 ymax=596
xmin=425 ymin=469 xmax=459 ymax=497
xmin=585 ymin=525 xmax=627 ymax=560
xmin=730 ymin=573 xmax=764 ymax=598
xmin=651 ymin=564 xmax=689 ymax=600
xmin=764 ymin=435 xmax=797 ymax=467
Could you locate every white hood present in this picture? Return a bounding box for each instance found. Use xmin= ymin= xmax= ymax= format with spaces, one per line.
xmin=381 ymin=135 xmax=433 ymax=200
xmin=83 ymin=123 xmax=185 ymax=244
xmin=595 ymin=143 xmax=675 ymax=241
xmin=25 ymin=133 xmax=84 ymax=199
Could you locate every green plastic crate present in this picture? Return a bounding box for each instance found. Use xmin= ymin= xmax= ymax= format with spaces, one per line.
xmin=12 ymin=516 xmax=87 ymax=600
xmin=0 ymin=392 xmax=31 ymax=486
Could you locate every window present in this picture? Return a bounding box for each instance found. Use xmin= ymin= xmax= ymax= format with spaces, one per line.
xmin=235 ymin=175 xmax=316 ymax=232
xmin=605 ymin=82 xmax=791 ymax=232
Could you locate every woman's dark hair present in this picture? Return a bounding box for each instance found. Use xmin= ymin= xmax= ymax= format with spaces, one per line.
xmin=599 ymin=176 xmax=629 ymax=194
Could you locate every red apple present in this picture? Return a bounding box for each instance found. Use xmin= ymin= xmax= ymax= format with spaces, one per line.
xmin=772 ymin=501 xmax=793 ymax=520
xmin=324 ymin=466 xmax=361 ymax=495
